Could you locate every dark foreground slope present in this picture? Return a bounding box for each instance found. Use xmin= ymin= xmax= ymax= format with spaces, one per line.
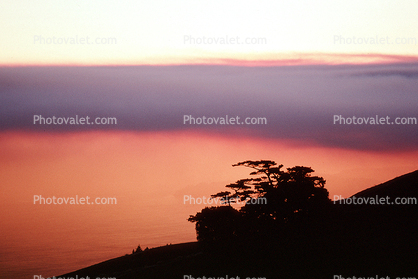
xmin=58 ymin=242 xmax=204 ymax=279
xmin=352 ymin=170 xmax=418 ymax=199
xmin=58 ymin=170 xmax=418 ymax=279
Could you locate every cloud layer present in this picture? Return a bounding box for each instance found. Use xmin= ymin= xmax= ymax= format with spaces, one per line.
xmin=1 ymin=63 xmax=417 ymax=151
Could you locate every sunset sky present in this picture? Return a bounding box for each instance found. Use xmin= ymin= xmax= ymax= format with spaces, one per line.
xmin=1 ymin=65 xmax=417 ymax=202
xmin=1 ymin=1 xmax=418 ymax=278
xmin=1 ymin=0 xmax=418 ymax=65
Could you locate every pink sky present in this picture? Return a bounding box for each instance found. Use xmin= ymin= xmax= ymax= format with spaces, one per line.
xmin=2 ymin=131 xmax=417 ymax=207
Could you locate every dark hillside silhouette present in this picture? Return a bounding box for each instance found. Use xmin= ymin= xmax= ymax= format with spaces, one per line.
xmin=57 ymin=164 xmax=418 ymax=278
xmin=351 ymin=169 xmax=418 ymax=199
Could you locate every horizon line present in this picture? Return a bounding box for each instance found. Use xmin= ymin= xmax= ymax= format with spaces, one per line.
xmin=2 ymin=53 xmax=418 ymax=67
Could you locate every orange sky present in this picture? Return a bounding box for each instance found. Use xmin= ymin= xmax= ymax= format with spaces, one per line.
xmin=2 ymin=130 xmax=417 ymax=209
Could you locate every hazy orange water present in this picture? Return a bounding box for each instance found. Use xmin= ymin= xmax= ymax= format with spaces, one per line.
xmin=1 ymin=131 xmax=417 ymax=278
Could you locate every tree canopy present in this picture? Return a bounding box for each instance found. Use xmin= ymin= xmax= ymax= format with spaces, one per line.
xmin=188 ymin=160 xmax=331 ymax=244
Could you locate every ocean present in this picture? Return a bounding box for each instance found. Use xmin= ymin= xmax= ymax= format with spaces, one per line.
xmin=0 ymin=201 xmax=199 ymax=279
